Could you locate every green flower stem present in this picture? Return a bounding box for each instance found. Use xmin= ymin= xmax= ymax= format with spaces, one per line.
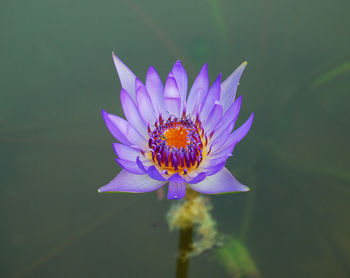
xmin=176 ymin=226 xmax=193 ymax=278
xmin=175 ymin=188 xmax=199 ymax=278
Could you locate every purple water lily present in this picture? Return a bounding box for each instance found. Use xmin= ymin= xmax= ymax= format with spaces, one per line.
xmin=98 ymin=53 xmax=254 ymax=200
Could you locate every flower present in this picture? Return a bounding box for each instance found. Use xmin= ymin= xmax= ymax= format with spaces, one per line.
xmin=98 ymin=53 xmax=254 ymax=200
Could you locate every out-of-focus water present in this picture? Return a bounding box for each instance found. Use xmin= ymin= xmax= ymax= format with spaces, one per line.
xmin=1 ymin=0 xmax=350 ymax=277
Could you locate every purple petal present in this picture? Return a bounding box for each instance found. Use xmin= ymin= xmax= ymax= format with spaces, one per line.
xmin=220 ymin=62 xmax=247 ymax=112
xmin=209 ymin=112 xmax=254 ymax=157
xmin=113 ymin=143 xmax=141 ymax=160
xmin=221 ymin=113 xmax=254 ymax=151
xmin=187 ymin=172 xmax=206 ymax=184
xmin=171 ymin=61 xmax=188 ymax=113
xmin=168 ymin=172 xmax=186 ymax=183
xmin=211 ymin=96 xmax=242 ymax=142
xmin=189 ymin=159 xmax=226 ymax=178
xmin=167 ymin=182 xmax=186 ymax=199
xmin=186 ymin=64 xmax=209 ymax=115
xmin=136 ymin=156 xmax=147 ymax=172
xmin=120 ymin=89 xmax=147 ymax=136
xmin=210 ymin=122 xmax=234 ymax=153
xmin=101 ymin=109 xmax=131 ymax=146
xmin=115 ymin=158 xmax=145 ymax=174
xmin=204 ymin=102 xmax=223 ymax=134
xmin=136 ymin=155 xmax=170 ymax=182
xmin=200 ymin=155 xmax=229 ymax=176
xmin=146 ymin=66 xmax=165 ymax=115
xmin=98 ymin=170 xmax=167 ymax=193
xmin=206 ymin=143 xmax=234 ymax=161
xmin=203 ymin=161 xmax=226 ymax=176
xmin=101 ymin=110 xmax=147 ymax=148
xmin=164 ymin=76 xmax=181 ymax=117
xmin=190 ymin=88 xmax=204 ymax=117
xmin=135 ymin=79 xmax=157 ymax=125
xmin=189 ymin=167 xmax=249 ymax=194
xmin=200 ymin=73 xmax=221 ymax=122
xmin=146 ymin=165 xmax=167 ymax=181
xmin=112 ymin=52 xmax=136 ymax=100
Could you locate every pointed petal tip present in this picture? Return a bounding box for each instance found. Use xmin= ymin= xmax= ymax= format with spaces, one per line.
xmin=215 ymin=73 xmax=222 ymax=83
xmin=233 ymin=61 xmax=248 ymax=75
xmin=238 ymin=184 xmax=250 ymax=192
xmin=223 ymin=185 xmax=250 ymax=194
xmin=147 ymin=65 xmax=156 ymax=72
xmin=212 ymin=73 xmax=222 ymax=84
xmin=197 ymin=63 xmax=208 ymax=74
xmin=111 ymin=53 xmax=137 ymax=99
xmin=112 ymin=51 xmax=120 ymax=61
xmin=135 ymin=78 xmax=146 ymax=92
xmin=238 ymin=62 xmax=248 ymax=72
xmin=101 ymin=109 xmax=109 ymax=119
xmin=233 ymin=95 xmax=243 ymax=105
xmin=135 ymin=76 xmax=141 ymax=84
xmin=101 ymin=109 xmax=114 ymax=126
xmin=147 ymin=65 xmax=161 ymax=78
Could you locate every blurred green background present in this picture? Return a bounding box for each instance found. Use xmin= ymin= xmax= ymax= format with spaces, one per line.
xmin=1 ymin=0 xmax=350 ymax=277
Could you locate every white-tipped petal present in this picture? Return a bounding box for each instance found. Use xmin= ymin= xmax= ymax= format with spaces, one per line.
xmin=220 ymin=61 xmax=247 ymax=112
xmin=112 ymin=52 xmax=137 ymax=100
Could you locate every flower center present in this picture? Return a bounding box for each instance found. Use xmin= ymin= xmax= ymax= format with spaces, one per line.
xmin=163 ymin=125 xmax=188 ymax=149
xmin=148 ymin=115 xmax=206 ymax=174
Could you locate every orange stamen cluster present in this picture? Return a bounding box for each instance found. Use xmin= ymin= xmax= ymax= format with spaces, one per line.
xmin=148 ymin=114 xmax=207 ymax=174
xmin=163 ymin=125 xmax=189 ymax=149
